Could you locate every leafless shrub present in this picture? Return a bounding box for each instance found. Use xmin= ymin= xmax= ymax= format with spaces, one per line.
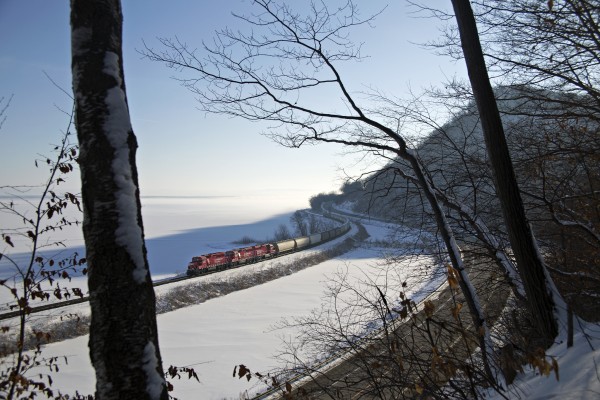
xmin=0 ymin=107 xmax=89 ymax=399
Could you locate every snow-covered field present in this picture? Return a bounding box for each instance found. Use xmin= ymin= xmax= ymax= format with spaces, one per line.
xmin=15 ymin=206 xmax=442 ymax=399
xmin=2 ymin=196 xmax=599 ymax=399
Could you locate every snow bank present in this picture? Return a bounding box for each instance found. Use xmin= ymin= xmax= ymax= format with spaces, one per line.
xmin=487 ymin=323 xmax=600 ymax=400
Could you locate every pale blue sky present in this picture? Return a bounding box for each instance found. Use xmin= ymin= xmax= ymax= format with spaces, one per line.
xmin=0 ymin=1 xmax=466 ymax=208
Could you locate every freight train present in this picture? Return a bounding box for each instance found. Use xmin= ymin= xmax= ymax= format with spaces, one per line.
xmin=186 ymin=215 xmax=351 ymax=276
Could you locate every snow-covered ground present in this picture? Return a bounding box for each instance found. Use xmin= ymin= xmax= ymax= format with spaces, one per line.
xmin=486 ymin=323 xmax=600 ymax=400
xmin=18 ymin=217 xmax=440 ymax=399
xmin=2 ymin=197 xmax=599 ymax=399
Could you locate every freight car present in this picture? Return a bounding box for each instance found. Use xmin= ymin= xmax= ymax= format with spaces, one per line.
xmin=186 ymin=215 xmax=351 ymax=276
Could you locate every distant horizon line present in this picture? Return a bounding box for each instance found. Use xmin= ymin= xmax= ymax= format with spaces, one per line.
xmin=0 ymin=194 xmax=240 ymax=200
xmin=142 ymin=195 xmax=238 ymax=199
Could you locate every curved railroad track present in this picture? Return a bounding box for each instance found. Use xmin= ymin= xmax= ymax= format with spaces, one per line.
xmin=0 ymin=211 xmax=350 ymax=322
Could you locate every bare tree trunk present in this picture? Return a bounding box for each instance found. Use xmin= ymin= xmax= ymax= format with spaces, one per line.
xmin=70 ymin=1 xmax=168 ymax=398
xmin=450 ymin=0 xmax=559 ymax=344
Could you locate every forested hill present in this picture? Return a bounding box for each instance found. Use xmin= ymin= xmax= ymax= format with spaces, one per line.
xmin=311 ymin=86 xmax=600 ymax=321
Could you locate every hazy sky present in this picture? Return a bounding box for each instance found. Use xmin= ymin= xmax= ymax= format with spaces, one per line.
xmin=0 ymin=1 xmax=466 ymax=208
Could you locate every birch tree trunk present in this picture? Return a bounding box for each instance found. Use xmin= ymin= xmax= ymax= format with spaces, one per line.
xmin=450 ymin=0 xmax=559 ymax=344
xmin=70 ymin=1 xmax=168 ymax=398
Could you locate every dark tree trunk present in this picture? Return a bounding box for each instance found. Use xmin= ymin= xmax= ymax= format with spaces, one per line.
xmin=450 ymin=0 xmax=558 ymax=344
xmin=70 ymin=1 xmax=168 ymax=398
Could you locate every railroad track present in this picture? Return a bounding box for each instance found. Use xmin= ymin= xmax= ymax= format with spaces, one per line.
xmin=0 ymin=268 xmax=206 ymax=321
xmin=0 ymin=211 xmax=350 ymax=322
